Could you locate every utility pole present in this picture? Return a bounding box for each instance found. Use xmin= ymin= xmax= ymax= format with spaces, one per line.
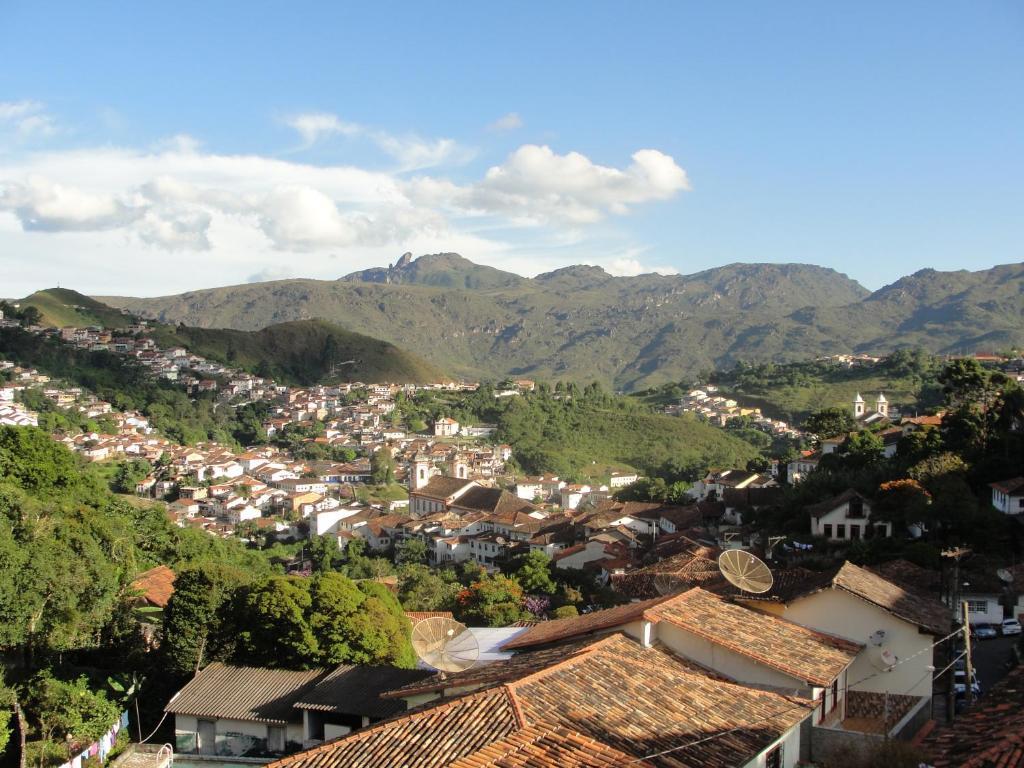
xmin=962 ymin=601 xmax=975 ymax=707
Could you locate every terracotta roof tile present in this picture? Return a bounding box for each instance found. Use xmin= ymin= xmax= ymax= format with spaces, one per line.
xmin=270 ymin=687 xmax=520 ymax=768
xmin=922 ymin=662 xmax=1024 ymax=767
xmin=647 ymin=588 xmax=862 ymax=686
xmin=500 ymin=596 xmax=672 ymax=651
xmin=270 ymin=634 xmax=814 ymax=768
xmin=131 ymin=565 xmax=176 ymax=608
xmin=448 ymin=725 xmax=652 ymax=768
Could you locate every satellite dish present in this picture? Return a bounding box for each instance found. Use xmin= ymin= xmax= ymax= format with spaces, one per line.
xmin=998 ymin=568 xmax=1014 ymax=583
xmin=868 ymin=630 xmax=888 ymax=647
xmin=873 ymin=648 xmax=897 ymax=671
xmin=718 ymin=550 xmax=773 ymax=594
xmin=653 ymin=573 xmax=686 ymax=596
xmin=411 ymin=617 xmax=479 ymax=673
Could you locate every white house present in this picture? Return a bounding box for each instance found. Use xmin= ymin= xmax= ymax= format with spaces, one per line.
xmin=433 ymin=417 xmax=459 ymax=437
xmin=808 ymin=490 xmax=891 ymax=541
xmin=991 ymin=478 xmax=1024 ymax=515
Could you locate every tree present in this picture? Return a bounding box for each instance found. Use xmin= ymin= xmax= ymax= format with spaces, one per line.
xmin=24 ymin=672 xmax=119 ymax=752
xmin=873 ymin=479 xmax=931 ymax=531
xmin=803 ymin=408 xmax=855 ymax=438
xmin=397 ymin=565 xmax=459 ymax=612
xmin=237 ymin=577 xmax=319 ymax=668
xmin=513 ymin=550 xmax=556 ymax=595
xmin=112 ymin=459 xmax=152 ymax=494
xmin=370 ymin=449 xmax=395 ymax=485
xmin=162 ymin=563 xmax=248 ymax=677
xmin=309 ymin=573 xmax=415 ymax=668
xmin=395 ymin=538 xmax=428 ymax=566
xmin=0 ymin=426 xmax=81 ymax=495
xmin=456 ymin=574 xmax=529 ymax=627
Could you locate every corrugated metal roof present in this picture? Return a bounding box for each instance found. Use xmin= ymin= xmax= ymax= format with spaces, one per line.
xmin=165 ymin=663 xmax=328 ymax=724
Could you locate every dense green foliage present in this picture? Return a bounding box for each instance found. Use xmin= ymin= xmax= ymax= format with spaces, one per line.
xmin=756 ymin=360 xmax=1024 ymax=562
xmin=162 ymin=567 xmax=416 ymax=671
xmin=0 ymin=427 xmax=273 ymax=764
xmin=104 ymin=255 xmax=1023 ymax=390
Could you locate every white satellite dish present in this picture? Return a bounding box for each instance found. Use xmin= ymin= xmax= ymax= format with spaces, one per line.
xmin=653 ymin=573 xmax=686 ymax=596
xmin=868 ymin=629 xmax=888 ymax=647
xmin=410 ymin=617 xmax=479 ymax=674
xmin=997 ymin=568 xmax=1014 ymax=583
xmin=873 ymin=648 xmax=897 ymax=671
xmin=718 ymin=550 xmax=773 ymax=594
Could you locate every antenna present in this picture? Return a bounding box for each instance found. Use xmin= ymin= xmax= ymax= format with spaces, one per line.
xmin=718 ymin=550 xmax=773 ymax=594
xmin=997 ymin=568 xmax=1014 ymax=584
xmin=410 ymin=617 xmax=479 ymax=673
xmin=868 ymin=629 xmax=888 ymax=647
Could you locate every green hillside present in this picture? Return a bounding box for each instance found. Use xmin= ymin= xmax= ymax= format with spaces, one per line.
xmin=99 ymin=255 xmax=1024 ymax=391
xmin=20 ymin=288 xmax=134 ymax=328
xmin=151 ymin=319 xmax=445 ymax=385
xmin=403 ymin=384 xmax=760 ymax=478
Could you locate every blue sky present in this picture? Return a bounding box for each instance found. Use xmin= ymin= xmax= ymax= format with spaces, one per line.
xmin=1 ymin=1 xmax=1021 ymax=296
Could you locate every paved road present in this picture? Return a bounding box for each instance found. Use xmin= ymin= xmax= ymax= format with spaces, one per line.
xmin=931 ymin=632 xmax=1018 ymax=721
xmin=971 ymin=634 xmax=1019 ymax=693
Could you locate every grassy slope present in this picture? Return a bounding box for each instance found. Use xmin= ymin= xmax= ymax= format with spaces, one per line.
xmin=150 ymin=318 xmax=446 ymax=385
xmin=21 ymin=288 xmax=133 ymax=328
xmin=719 ymin=373 xmax=925 ymax=424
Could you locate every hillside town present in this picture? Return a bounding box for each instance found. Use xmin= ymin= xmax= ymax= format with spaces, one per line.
xmin=2 ymin=313 xmax=1023 ymax=768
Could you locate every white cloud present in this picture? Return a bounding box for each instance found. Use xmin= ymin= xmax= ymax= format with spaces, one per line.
xmin=285 ymin=113 xmax=361 ymax=147
xmin=0 ymin=101 xmax=57 ymax=138
xmin=0 ymin=130 xmax=689 ymax=295
xmin=416 ymin=144 xmax=690 ymax=225
xmin=285 ymin=111 xmax=470 ymax=171
xmin=604 ymin=257 xmax=679 ymax=277
xmin=0 ymin=176 xmax=140 ymax=231
xmin=487 ymin=112 xmax=523 ymax=132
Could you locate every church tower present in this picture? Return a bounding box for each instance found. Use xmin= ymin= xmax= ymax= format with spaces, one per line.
xmin=452 ymin=453 xmax=470 ymax=480
xmin=875 ymin=393 xmax=888 ymax=417
xmin=411 ymin=454 xmax=432 ymax=491
xmin=853 ymin=393 xmax=865 ymax=418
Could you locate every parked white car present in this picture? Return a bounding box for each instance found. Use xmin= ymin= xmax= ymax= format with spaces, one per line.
xmin=1001 ymin=618 xmax=1022 ymax=636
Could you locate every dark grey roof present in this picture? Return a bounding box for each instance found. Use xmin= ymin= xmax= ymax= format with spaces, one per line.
xmin=165 ymin=663 xmax=328 ymax=724
xmin=294 ymin=666 xmax=433 ymax=719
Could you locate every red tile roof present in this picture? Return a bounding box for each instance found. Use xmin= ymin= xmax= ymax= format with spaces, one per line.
xmin=500 ymin=596 xmax=672 ymax=651
xmin=448 ymin=725 xmax=653 ymax=768
xmin=646 ymin=588 xmax=862 ymax=686
xmin=268 ymin=633 xmax=814 ymax=768
xmin=921 ymin=661 xmax=1024 ymax=766
xmin=131 ymin=565 xmax=176 ymax=608
xmin=991 ymin=477 xmax=1024 ymax=496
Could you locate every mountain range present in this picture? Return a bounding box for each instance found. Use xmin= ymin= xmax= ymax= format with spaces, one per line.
xmin=97 ymin=255 xmax=1024 ymax=390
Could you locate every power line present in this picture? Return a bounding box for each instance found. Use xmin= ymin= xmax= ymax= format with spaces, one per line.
xmin=625 ymin=626 xmax=963 ymax=764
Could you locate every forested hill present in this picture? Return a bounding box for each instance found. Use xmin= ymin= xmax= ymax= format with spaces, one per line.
xmin=7 ymin=287 xmax=447 ymax=386
xmin=150 ymin=319 xmax=445 ymax=385
xmin=100 ymin=255 xmax=1024 ymax=390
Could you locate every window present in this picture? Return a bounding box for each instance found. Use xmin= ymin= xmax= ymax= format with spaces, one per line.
xmin=822 ymin=524 xmax=833 ymax=538
xmin=849 ymin=496 xmax=863 ymax=518
xmin=850 ymin=524 xmax=860 ymax=539
xmin=876 ymin=524 xmax=889 ymax=537
xmin=831 ymin=678 xmax=839 ymax=712
xmin=836 ymin=524 xmax=846 ymax=539
xmin=967 ymin=600 xmax=988 ymax=614
xmin=765 ymin=743 xmax=783 ymax=768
